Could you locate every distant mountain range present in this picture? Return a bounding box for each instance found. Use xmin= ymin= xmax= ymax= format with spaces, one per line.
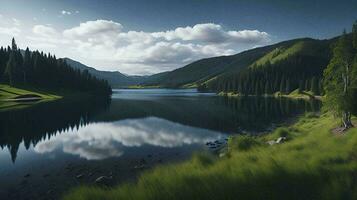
xmin=63 ymin=58 xmax=144 ymax=87
xmin=64 ymin=36 xmax=338 ymax=89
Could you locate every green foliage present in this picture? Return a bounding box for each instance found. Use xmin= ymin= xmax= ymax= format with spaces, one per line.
xmin=64 ymin=114 xmax=357 ymax=200
xmin=0 ymin=38 xmax=112 ymax=95
xmin=276 ymin=127 xmax=290 ymax=137
xmin=191 ymin=153 xmax=216 ymax=166
xmin=228 ymin=135 xmax=262 ymax=151
xmin=298 ymin=80 xmax=304 ymax=93
xmin=251 ymin=41 xmax=305 ymax=67
xmin=323 ymin=27 xmax=357 ymax=124
xmin=204 ymin=38 xmax=330 ymax=95
xmin=311 ymin=77 xmax=319 ymax=95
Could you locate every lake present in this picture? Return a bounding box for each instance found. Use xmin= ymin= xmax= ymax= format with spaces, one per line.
xmin=0 ymin=89 xmax=321 ymax=199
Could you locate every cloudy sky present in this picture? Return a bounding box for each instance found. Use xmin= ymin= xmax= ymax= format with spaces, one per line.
xmin=0 ymin=0 xmax=356 ymax=75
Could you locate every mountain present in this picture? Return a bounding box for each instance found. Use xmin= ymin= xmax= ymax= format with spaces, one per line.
xmin=64 ymin=58 xmax=144 ymax=87
xmin=64 ymin=36 xmax=337 ymax=90
xmin=140 ymin=37 xmax=336 ymax=89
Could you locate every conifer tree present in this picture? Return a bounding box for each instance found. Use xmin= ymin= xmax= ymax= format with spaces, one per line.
xmin=4 ymin=38 xmax=18 ymax=86
xmin=323 ymin=29 xmax=356 ymax=129
xmin=311 ymin=77 xmax=319 ymax=95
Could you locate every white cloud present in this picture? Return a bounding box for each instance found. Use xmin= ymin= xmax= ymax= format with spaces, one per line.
xmin=34 ymin=117 xmax=224 ymax=160
xmin=63 ymin=20 xmax=122 ymax=41
xmin=61 ymin=10 xmax=71 ymax=15
xmin=33 ymin=25 xmax=57 ymax=37
xmin=152 ymin=23 xmax=270 ymax=44
xmin=0 ymin=27 xmax=21 ymax=36
xmin=227 ymin=30 xmax=270 ymax=43
xmin=22 ymin=20 xmax=270 ymax=75
xmin=12 ymin=18 xmax=21 ymax=26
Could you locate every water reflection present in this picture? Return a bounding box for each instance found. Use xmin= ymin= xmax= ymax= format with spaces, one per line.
xmin=0 ymin=89 xmax=321 ymax=163
xmin=0 ymin=97 xmax=110 ymax=162
xmin=34 ymin=117 xmax=224 ymax=160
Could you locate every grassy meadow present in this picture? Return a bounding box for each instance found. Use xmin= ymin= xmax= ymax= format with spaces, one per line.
xmin=64 ymin=113 xmax=357 ymax=200
xmin=0 ymin=84 xmax=61 ymax=111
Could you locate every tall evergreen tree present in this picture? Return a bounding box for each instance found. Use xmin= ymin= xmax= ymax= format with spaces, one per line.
xmin=323 ymin=30 xmax=356 ymax=129
xmin=298 ymin=80 xmax=304 ymax=94
xmin=1 ymin=38 xmax=111 ymax=94
xmin=4 ymin=38 xmax=18 ymax=86
xmin=280 ymin=77 xmax=285 ymax=94
xmin=311 ymin=77 xmax=319 ymax=95
xmin=22 ymin=47 xmax=31 ymax=84
xmin=285 ymin=79 xmax=291 ymax=94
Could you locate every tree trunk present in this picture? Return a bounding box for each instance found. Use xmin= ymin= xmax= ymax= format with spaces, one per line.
xmin=342 ymin=111 xmax=354 ymax=130
xmin=341 ymin=63 xmax=353 ymax=130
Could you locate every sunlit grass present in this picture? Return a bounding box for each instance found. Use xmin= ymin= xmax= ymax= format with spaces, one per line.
xmin=0 ymin=84 xmax=61 ymax=110
xmin=64 ymin=113 xmax=357 ymax=200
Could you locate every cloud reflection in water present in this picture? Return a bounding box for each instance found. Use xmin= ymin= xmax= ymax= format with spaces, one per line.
xmin=34 ymin=117 xmax=224 ymax=160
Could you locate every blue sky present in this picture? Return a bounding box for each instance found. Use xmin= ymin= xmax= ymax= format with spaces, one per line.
xmin=0 ymin=0 xmax=356 ymax=75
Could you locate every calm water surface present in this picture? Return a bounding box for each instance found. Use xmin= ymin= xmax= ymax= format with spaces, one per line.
xmin=0 ymin=89 xmax=320 ymax=199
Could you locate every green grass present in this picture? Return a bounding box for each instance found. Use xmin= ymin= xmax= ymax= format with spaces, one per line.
xmin=64 ymin=113 xmax=357 ymax=200
xmin=270 ymin=89 xmax=324 ymax=101
xmin=251 ymin=41 xmax=305 ymax=67
xmin=125 ymin=85 xmax=162 ymax=89
xmin=0 ymin=84 xmax=61 ymax=111
xmin=217 ymin=90 xmax=321 ymax=100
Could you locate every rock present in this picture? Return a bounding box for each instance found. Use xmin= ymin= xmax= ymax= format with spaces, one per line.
xmin=276 ymin=137 xmax=287 ymax=144
xmin=134 ymin=164 xmax=145 ymax=169
xmin=219 ymin=153 xmax=226 ymax=157
xmin=95 ymin=176 xmax=112 ymax=185
xmin=76 ymin=174 xmax=84 ymax=179
xmin=267 ymin=140 xmax=276 ymax=145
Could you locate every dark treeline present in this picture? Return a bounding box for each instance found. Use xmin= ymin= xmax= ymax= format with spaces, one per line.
xmin=0 ymin=38 xmax=111 ymax=95
xmin=217 ymin=96 xmax=321 ymax=132
xmin=199 ymin=53 xmax=329 ymax=96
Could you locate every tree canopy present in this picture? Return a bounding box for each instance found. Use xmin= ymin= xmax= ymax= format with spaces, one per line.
xmin=323 ymin=23 xmax=357 ymax=128
xmin=0 ymin=38 xmax=111 ymax=95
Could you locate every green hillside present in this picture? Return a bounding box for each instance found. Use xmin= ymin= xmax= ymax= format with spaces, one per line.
xmin=141 ymin=37 xmax=335 ymax=89
xmin=201 ymin=37 xmax=336 ymax=95
xmin=142 ymin=55 xmax=238 ymax=87
xmin=250 ymin=39 xmax=331 ymax=68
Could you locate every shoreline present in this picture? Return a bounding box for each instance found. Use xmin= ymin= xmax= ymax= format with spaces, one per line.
xmin=217 ymin=91 xmax=323 ymax=100
xmin=64 ymin=113 xmax=357 ymax=200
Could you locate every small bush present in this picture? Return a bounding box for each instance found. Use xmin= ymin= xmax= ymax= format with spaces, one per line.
xmin=305 ymin=112 xmax=319 ymax=118
xmin=229 ymin=135 xmax=261 ymax=151
xmin=192 ymin=153 xmax=215 ymax=166
xmin=276 ymin=127 xmax=290 ymax=138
